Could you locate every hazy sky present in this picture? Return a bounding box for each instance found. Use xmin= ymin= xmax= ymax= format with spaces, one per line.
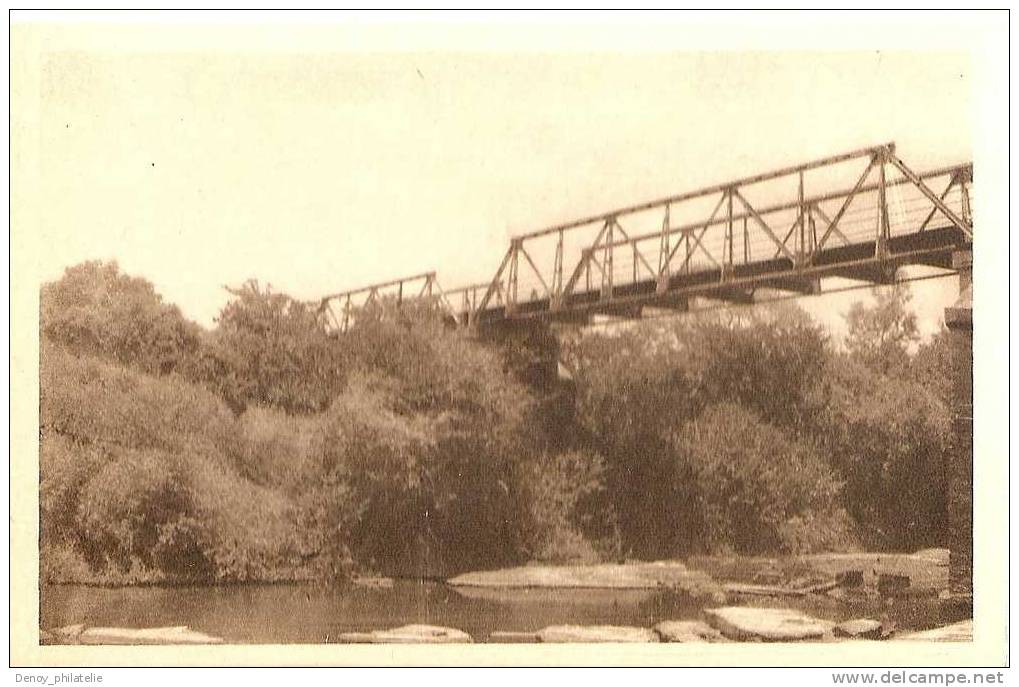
xmin=16 ymin=24 xmax=971 ymax=338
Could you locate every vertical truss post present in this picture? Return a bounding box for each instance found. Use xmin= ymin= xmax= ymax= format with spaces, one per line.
xmin=657 ymin=203 xmax=671 ymax=293
xmin=724 ymin=188 xmax=734 ymax=279
xmin=960 ymin=170 xmax=972 ymax=225
xmin=507 ymin=239 xmax=520 ymax=314
xmin=551 ymin=229 xmax=564 ymax=309
xmin=743 ymin=215 xmax=749 ymax=263
xmin=602 ymin=218 xmax=614 ymax=300
xmin=809 ymin=205 xmax=818 ymax=253
xmin=797 ymin=171 xmax=806 ymax=266
xmin=877 ymin=147 xmax=890 ymax=257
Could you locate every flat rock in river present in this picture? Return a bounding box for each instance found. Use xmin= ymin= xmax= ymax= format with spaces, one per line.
xmin=352 ymin=576 xmax=394 ymax=589
xmin=537 ymin=625 xmax=659 ymax=643
xmin=704 ymin=607 xmax=831 ymax=642
xmin=800 ymin=550 xmax=948 ymax=592
xmin=338 ymin=624 xmax=472 ymax=644
xmin=489 ymin=630 xmax=541 ymax=643
xmin=834 ymin=618 xmax=884 ymax=639
xmin=452 ymin=586 xmax=657 ymax=606
xmin=77 ymin=626 xmax=223 ymax=645
xmin=52 ymin=624 xmax=85 ymax=641
xmin=654 ymin=620 xmax=727 ymax=642
xmin=448 ymin=560 xmax=718 ymax=593
xmin=897 ymin=620 xmax=973 ymax=642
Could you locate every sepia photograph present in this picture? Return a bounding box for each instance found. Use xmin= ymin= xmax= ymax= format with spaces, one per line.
xmin=8 ymin=9 xmax=1010 ymax=672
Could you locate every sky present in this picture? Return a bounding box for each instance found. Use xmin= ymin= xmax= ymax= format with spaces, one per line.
xmin=15 ymin=23 xmax=972 ymax=340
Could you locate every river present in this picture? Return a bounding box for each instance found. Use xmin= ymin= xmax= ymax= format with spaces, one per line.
xmin=41 ymin=581 xmax=958 ymax=643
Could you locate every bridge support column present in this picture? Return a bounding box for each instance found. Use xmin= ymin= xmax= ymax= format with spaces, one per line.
xmin=945 ymin=250 xmax=972 ymax=601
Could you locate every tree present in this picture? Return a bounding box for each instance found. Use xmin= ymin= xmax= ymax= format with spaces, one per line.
xmin=910 ymin=327 xmax=970 ymax=405
xmin=518 ymin=449 xmax=619 ymax=563
xmin=208 ymin=280 xmax=346 ymax=414
xmin=325 ymin=301 xmax=538 ymax=576
xmin=844 ymin=286 xmax=919 ymax=374
xmin=562 ymin=308 xmax=834 ymax=556
xmin=669 ymin=402 xmax=854 ymax=555
xmin=40 ymin=260 xmax=204 ymax=376
xmin=39 ymin=342 xmax=357 ymax=584
xmin=690 ymin=309 xmax=830 ymax=430
xmin=818 ymin=355 xmax=952 ymax=550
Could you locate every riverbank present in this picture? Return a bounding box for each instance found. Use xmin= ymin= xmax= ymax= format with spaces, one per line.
xmin=41 ymin=549 xmax=970 ymax=645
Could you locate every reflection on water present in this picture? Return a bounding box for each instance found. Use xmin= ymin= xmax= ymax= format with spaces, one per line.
xmin=41 ymin=581 xmax=955 ymax=644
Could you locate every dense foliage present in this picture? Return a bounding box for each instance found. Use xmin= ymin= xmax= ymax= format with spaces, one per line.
xmin=205 ymin=280 xmax=347 ymax=415
xmin=39 ymin=262 xmax=967 ymax=584
xmin=39 ymin=343 xmax=327 ymax=584
xmin=561 ymin=310 xmax=851 ymax=557
xmin=40 ymin=261 xmax=204 ymax=377
xmin=844 ymin=286 xmax=920 ymax=374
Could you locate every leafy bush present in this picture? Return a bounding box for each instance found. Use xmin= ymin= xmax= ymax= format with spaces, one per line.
xmin=40 ymin=340 xmax=239 ymax=458
xmin=40 ymin=260 xmax=203 ymax=376
xmin=185 ymin=453 xmax=337 ymax=582
xmin=74 ymin=445 xmax=189 ymax=571
xmin=689 ymin=312 xmax=830 ymax=429
xmin=39 ymin=432 xmax=105 ymax=545
xmin=206 ymin=280 xmax=347 ymax=415
xmin=313 ymin=369 xmax=534 ymax=575
xmin=39 ymin=540 xmax=95 ymax=585
xmin=670 ymin=402 xmax=854 ymax=555
xmin=38 ymin=342 xmax=356 ymax=584
xmin=818 ymin=355 xmax=952 ymax=551
xmin=518 ymin=449 xmax=619 ymax=563
xmin=288 ymin=302 xmax=541 ymax=575
xmin=232 ymin=406 xmax=320 ymax=488
xmin=777 ymin=509 xmax=862 ymax=555
xmin=563 ymin=309 xmax=836 ymax=557
xmin=910 ymin=327 xmax=970 ymax=406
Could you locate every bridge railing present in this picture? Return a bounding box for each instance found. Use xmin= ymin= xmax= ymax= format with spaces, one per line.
xmin=470 ymin=143 xmax=972 ymax=322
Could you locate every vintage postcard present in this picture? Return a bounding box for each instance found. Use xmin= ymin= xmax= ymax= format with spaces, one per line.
xmin=8 ymin=11 xmax=1009 ymax=669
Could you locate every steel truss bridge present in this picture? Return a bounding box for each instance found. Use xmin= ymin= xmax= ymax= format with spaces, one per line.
xmin=314 ymin=143 xmax=973 ymax=332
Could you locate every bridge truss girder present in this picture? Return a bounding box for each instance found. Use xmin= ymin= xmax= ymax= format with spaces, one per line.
xmin=316 ymin=142 xmax=973 ymax=332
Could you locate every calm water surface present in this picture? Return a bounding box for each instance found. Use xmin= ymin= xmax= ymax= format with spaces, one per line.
xmin=41 ymin=581 xmax=957 ymax=643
